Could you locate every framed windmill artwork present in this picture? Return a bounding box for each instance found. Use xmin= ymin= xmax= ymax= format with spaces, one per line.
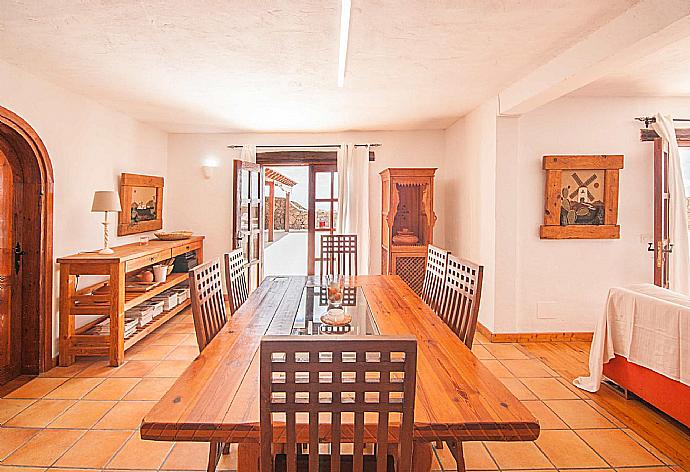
xmin=540 ymin=155 xmax=623 ymax=239
xmin=117 ymin=173 xmax=164 ymax=236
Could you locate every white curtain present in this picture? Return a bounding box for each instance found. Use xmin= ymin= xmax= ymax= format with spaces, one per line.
xmin=337 ymin=144 xmax=370 ymax=274
xmin=240 ymin=144 xmax=256 ymax=163
xmin=653 ymin=114 xmax=690 ymax=294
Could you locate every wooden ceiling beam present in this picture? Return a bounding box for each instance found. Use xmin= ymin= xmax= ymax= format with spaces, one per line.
xmin=256 ymin=150 xmax=375 ymax=166
xmin=499 ymin=0 xmax=690 ymax=115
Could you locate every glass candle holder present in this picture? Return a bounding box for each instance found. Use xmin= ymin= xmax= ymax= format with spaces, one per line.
xmin=325 ymin=274 xmax=344 ymax=308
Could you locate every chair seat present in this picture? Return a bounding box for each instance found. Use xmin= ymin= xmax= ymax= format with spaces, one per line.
xmin=274 ymin=453 xmax=395 ymax=472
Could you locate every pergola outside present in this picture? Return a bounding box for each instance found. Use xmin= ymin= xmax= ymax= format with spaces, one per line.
xmin=265 ymin=167 xmax=297 ymax=242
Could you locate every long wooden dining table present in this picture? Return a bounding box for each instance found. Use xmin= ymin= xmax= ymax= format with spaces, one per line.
xmin=140 ymin=275 xmax=539 ymax=471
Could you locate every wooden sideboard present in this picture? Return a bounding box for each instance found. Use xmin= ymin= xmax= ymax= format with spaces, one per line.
xmin=57 ymin=236 xmax=204 ymax=366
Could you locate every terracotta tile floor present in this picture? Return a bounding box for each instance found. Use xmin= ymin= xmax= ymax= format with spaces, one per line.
xmin=0 ymin=312 xmax=685 ymax=472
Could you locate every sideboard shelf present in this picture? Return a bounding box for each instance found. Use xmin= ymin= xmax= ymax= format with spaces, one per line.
xmin=124 ymin=299 xmax=190 ymax=351
xmin=58 ymin=236 xmax=204 ymax=366
xmin=124 ymin=272 xmax=188 ymax=310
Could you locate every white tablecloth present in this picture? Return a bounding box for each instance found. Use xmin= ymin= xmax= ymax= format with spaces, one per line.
xmin=574 ymin=284 xmax=690 ymax=392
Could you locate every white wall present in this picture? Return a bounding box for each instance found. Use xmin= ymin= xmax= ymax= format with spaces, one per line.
xmin=166 ymin=131 xmax=448 ymax=273
xmin=0 ymin=59 xmax=168 ymax=355
xmin=443 ymin=96 xmax=690 ymax=334
xmin=444 ymin=99 xmax=499 ymax=330
xmin=509 ymin=96 xmax=690 ymax=333
xmin=494 ymin=116 xmax=520 ymax=332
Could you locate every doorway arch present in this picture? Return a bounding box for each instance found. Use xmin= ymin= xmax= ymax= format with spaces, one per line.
xmin=0 ymin=105 xmax=54 ymax=383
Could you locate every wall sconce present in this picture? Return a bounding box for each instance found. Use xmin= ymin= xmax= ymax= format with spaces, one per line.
xmin=202 ymin=165 xmax=216 ymax=179
xmin=201 ymin=158 xmax=219 ymax=180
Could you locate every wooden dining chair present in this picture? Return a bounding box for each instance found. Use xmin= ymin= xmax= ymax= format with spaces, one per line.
xmin=224 ymin=248 xmax=249 ymax=315
xmin=438 ymin=255 xmax=484 ymax=348
xmin=260 ymin=335 xmax=417 ymax=472
xmin=420 ymin=245 xmax=450 ymax=312
xmin=189 ymin=258 xmax=228 ymax=351
xmin=320 ymin=234 xmax=358 ymax=283
xmin=188 ymin=258 xmax=230 ymax=472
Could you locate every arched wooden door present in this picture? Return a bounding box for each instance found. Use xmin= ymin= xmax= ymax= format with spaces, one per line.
xmin=0 ymin=106 xmax=54 ymax=386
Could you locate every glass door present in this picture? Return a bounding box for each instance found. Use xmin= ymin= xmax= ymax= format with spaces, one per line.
xmin=232 ymin=159 xmax=264 ymax=290
xmin=652 ymin=139 xmax=690 ymax=287
xmin=308 ymin=164 xmax=338 ymax=276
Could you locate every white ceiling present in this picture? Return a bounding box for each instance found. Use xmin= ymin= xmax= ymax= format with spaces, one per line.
xmin=0 ymin=1 xmax=639 ymax=132
xmin=572 ymin=36 xmax=690 ymax=97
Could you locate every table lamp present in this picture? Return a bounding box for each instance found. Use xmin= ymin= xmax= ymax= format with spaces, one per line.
xmin=91 ymin=191 xmax=122 ymax=254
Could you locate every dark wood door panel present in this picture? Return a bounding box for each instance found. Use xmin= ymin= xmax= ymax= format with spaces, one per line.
xmin=653 ymin=138 xmax=690 ymax=287
xmin=233 ymin=159 xmax=264 ymax=291
xmin=0 ymin=146 xmax=20 ymax=384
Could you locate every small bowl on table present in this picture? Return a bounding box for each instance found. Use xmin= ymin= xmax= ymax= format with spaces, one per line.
xmin=320 ymin=308 xmax=352 ymax=327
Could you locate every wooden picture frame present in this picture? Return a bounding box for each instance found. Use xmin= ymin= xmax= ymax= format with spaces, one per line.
xmin=117 ymin=173 xmax=164 ymax=236
xmin=540 ymin=155 xmax=623 ymax=240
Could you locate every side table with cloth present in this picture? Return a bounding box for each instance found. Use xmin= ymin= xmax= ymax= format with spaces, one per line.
xmin=574 ymin=284 xmax=690 ymax=426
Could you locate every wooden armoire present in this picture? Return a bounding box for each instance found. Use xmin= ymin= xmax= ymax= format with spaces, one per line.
xmin=380 ymin=168 xmax=437 ymax=294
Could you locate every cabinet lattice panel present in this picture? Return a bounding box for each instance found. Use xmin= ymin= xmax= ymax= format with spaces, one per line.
xmin=395 ymin=256 xmax=425 ymax=295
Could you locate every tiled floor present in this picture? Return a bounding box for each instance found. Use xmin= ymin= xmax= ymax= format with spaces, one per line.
xmin=0 ymin=311 xmax=686 ymax=472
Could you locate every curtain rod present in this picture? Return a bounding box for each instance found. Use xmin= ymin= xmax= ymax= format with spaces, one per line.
xmin=635 ymin=116 xmax=690 ymax=128
xmin=226 ymin=144 xmax=381 ymax=149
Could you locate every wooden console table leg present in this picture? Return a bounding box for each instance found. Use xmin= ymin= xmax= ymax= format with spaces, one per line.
xmin=108 ymin=263 xmax=126 ymax=366
xmin=413 ymin=441 xmax=433 ymax=472
xmin=237 ymin=443 xmax=260 ymax=472
xmin=58 ymin=268 xmax=75 ymax=366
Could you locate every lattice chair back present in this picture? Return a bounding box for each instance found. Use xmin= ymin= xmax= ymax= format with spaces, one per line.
xmin=438 ymin=255 xmax=484 ymax=348
xmin=320 ymin=234 xmax=358 ymax=283
xmin=224 ymin=249 xmax=249 ymax=315
xmin=421 ymin=245 xmax=449 ymax=312
xmin=260 ymin=335 xmax=417 ymax=472
xmin=188 ymin=258 xmax=228 ymax=352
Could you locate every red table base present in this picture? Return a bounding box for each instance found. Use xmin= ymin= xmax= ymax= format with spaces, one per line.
xmin=603 ymin=355 xmax=690 ymax=427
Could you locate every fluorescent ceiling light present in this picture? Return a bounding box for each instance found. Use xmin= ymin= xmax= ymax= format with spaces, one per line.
xmin=337 ymin=0 xmax=351 ymax=87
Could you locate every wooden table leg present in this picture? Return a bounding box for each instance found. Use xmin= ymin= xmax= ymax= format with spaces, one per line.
xmin=237 ymin=443 xmax=260 ymax=472
xmin=412 ymin=441 xmax=433 ymax=472
xmin=207 ymin=441 xmax=221 ymax=472
xmin=448 ymin=440 xmax=466 ymax=472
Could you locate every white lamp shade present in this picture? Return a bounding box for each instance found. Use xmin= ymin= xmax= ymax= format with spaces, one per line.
xmin=91 ymin=191 xmax=122 ymax=212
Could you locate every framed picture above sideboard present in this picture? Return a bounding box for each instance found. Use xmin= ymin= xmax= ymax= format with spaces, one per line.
xmin=117 ymin=173 xmax=164 ymax=236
